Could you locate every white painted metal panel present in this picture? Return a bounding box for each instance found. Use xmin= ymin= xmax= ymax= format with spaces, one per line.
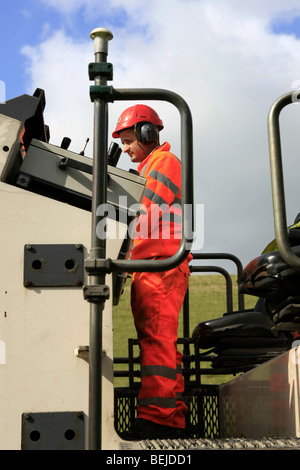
xmin=0 ymin=181 xmax=124 ymax=449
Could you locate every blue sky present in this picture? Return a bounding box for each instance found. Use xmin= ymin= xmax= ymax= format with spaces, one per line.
xmin=1 ymin=1 xmax=300 ymax=99
xmin=271 ymin=14 xmax=300 ymax=37
xmin=2 ymin=0 xmax=300 ymax=271
xmin=0 ymin=0 xmax=116 ymax=99
xmin=0 ymin=0 xmax=59 ymax=98
xmin=1 ymin=1 xmax=300 ymax=103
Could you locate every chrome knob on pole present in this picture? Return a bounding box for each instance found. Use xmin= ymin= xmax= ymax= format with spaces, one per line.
xmin=90 ymin=28 xmax=113 ymax=58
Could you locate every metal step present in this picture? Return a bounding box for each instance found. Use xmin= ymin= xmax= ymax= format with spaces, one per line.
xmin=121 ymin=437 xmax=300 ymax=450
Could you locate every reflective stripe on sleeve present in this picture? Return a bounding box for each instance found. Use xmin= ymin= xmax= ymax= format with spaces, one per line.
xmin=148 ymin=169 xmax=180 ymax=197
xmin=144 ymin=187 xmax=168 ymax=206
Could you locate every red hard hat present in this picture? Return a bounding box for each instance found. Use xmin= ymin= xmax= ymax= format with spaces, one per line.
xmin=112 ymin=104 xmax=164 ymax=138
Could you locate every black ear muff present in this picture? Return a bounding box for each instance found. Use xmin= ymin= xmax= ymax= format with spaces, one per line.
xmin=135 ymin=122 xmax=158 ymax=144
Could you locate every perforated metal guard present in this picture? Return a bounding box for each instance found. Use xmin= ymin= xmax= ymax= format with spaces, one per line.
xmin=114 ymin=386 xmax=219 ymax=440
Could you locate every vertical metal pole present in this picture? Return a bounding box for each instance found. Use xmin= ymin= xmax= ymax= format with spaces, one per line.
xmin=88 ymin=28 xmax=113 ymax=450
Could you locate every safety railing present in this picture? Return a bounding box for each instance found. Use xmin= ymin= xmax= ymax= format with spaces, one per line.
xmin=268 ymin=91 xmax=300 ymax=270
xmin=86 ymin=28 xmax=194 ymax=450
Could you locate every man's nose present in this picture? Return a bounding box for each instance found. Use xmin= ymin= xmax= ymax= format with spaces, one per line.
xmin=123 ymin=144 xmax=130 ymax=153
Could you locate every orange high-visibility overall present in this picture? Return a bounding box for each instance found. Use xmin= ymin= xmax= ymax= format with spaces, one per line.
xmin=130 ymin=142 xmax=192 ymax=429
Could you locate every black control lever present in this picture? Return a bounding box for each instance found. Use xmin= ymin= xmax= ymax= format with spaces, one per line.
xmin=107 ymin=141 xmax=121 ymax=167
xmin=60 ymin=137 xmax=71 ymax=150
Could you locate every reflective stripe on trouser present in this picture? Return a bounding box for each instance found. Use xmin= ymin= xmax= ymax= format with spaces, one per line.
xmin=131 ymin=261 xmax=190 ymax=428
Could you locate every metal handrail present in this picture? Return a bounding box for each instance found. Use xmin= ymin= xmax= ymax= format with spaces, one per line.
xmin=268 ymin=91 xmax=300 ymax=270
xmin=189 ymin=265 xmax=233 ymax=314
xmin=191 ymin=252 xmax=244 ymax=310
xmin=86 ymin=86 xmax=194 ymax=274
xmin=87 ymin=28 xmax=194 ymax=451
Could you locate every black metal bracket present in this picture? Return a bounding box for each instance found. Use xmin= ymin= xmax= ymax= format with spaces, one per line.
xmin=24 ymin=244 xmax=84 ymax=287
xmin=88 ymin=62 xmax=113 ymax=81
xmin=58 ymin=156 xmax=93 ymax=175
xmin=83 ymin=284 xmax=110 ymax=302
xmin=21 ymin=411 xmax=84 ymax=450
xmin=85 ymin=258 xmax=112 ymax=274
xmin=90 ymin=85 xmax=114 ymax=102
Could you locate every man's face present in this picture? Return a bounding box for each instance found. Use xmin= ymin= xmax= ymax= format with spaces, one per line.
xmin=120 ymin=128 xmax=149 ymax=163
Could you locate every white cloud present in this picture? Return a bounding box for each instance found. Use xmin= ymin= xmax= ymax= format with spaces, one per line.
xmin=20 ymin=0 xmax=300 ymax=272
xmin=22 ymin=30 xmax=93 ymax=152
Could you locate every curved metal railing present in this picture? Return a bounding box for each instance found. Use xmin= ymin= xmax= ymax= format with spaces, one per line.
xmin=268 ymin=91 xmax=300 ymax=270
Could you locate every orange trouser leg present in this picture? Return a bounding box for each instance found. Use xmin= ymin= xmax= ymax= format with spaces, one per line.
xmin=131 ymin=262 xmax=189 ymax=428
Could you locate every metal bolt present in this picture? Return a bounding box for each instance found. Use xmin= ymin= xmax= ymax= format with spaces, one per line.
xmin=23 ymin=413 xmax=34 ymax=423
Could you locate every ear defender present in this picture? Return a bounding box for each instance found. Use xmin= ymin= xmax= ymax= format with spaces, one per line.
xmin=134 ymin=122 xmax=159 ymax=144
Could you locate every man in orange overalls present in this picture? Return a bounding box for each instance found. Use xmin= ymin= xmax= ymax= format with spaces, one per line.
xmin=112 ymin=105 xmax=192 ymax=440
